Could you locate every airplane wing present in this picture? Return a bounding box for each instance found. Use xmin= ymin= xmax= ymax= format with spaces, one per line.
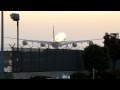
xmin=5 ymin=37 xmax=52 ymax=45
xmin=5 ymin=37 xmax=103 ymax=48
xmin=61 ymin=40 xmax=91 ymax=45
xmin=61 ymin=38 xmax=103 ymax=45
xmin=22 ymin=39 xmax=52 ymax=45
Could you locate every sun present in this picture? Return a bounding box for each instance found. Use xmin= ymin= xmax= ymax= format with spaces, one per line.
xmin=55 ymin=32 xmax=67 ymax=42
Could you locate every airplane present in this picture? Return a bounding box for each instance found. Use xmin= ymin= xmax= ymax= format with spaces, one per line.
xmin=5 ymin=26 xmax=102 ymax=49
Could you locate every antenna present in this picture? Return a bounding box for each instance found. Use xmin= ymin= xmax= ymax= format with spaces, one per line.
xmin=53 ymin=25 xmax=55 ymax=42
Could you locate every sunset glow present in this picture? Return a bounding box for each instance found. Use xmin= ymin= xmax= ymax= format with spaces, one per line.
xmin=1 ymin=11 xmax=120 ymax=48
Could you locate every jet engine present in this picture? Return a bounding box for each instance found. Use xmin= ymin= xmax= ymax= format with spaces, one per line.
xmin=52 ymin=42 xmax=60 ymax=49
xmin=40 ymin=43 xmax=45 ymax=47
xmin=89 ymin=41 xmax=94 ymax=46
xmin=72 ymin=43 xmax=77 ymax=47
xmin=22 ymin=40 xmax=28 ymax=46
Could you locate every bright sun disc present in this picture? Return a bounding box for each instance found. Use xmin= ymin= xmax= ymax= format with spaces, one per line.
xmin=55 ymin=32 xmax=66 ymax=42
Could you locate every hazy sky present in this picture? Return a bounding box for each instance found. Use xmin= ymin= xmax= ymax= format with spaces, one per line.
xmin=1 ymin=11 xmax=120 ymax=49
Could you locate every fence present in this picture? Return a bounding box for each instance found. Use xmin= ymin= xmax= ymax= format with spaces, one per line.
xmin=12 ymin=47 xmax=84 ymax=72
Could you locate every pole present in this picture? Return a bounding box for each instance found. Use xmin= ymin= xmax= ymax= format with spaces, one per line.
xmin=16 ymin=20 xmax=19 ymax=72
xmin=17 ymin=20 xmax=19 ymax=52
xmin=118 ymin=33 xmax=119 ymax=38
xmin=0 ymin=11 xmax=4 ymax=79
xmin=93 ymin=68 xmax=95 ymax=79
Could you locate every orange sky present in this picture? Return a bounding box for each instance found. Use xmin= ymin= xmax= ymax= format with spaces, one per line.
xmin=1 ymin=11 xmax=120 ymax=48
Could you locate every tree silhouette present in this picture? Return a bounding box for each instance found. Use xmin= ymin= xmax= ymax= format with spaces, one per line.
xmin=103 ymin=33 xmax=120 ymax=71
xmin=83 ymin=44 xmax=110 ymax=72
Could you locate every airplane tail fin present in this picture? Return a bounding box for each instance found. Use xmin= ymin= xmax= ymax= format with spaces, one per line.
xmin=53 ymin=26 xmax=55 ymax=42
